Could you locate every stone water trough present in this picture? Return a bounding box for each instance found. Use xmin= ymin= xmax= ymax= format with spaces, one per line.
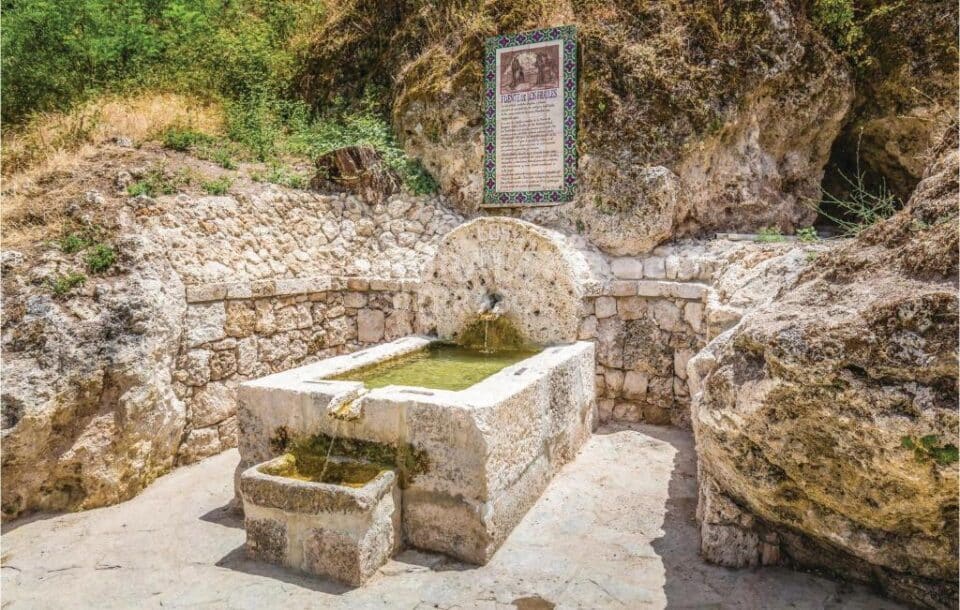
xmin=236 ymin=218 xmax=600 ymax=584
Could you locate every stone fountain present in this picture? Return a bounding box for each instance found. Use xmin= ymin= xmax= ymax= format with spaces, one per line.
xmin=235 ymin=218 xmax=598 ymax=584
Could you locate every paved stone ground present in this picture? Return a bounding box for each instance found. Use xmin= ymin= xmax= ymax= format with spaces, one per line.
xmin=1 ymin=424 xmax=904 ymax=609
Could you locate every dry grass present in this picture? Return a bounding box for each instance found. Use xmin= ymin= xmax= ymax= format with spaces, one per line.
xmin=1 ymin=92 xmax=223 ymax=249
xmin=2 ymin=92 xmax=223 ymax=177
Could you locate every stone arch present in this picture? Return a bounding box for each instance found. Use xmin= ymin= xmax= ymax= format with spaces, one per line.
xmin=417 ymin=218 xmax=595 ymax=346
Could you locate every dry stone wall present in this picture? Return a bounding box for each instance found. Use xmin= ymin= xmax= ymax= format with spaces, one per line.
xmin=174 ymin=276 xmax=420 ymax=464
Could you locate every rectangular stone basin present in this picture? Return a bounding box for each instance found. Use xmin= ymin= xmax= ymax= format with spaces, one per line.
xmin=238 ymin=336 xmax=596 ymax=564
xmin=240 ymin=454 xmax=401 ymax=586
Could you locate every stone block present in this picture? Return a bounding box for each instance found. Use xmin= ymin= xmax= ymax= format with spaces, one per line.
xmin=241 ymin=456 xmax=401 ymax=586
xmin=644 ymin=256 xmax=666 ymax=279
xmin=611 ymin=257 xmax=643 ymax=279
xmin=384 ymin=310 xmax=413 ymax=340
xmin=650 ymin=300 xmax=683 ymax=332
xmin=578 ymin=315 xmax=598 ymax=340
xmin=185 ymin=283 xmax=227 ymax=303
xmin=684 ymin=302 xmax=705 ymax=334
xmin=210 ymin=349 xmax=238 ymax=381
xmin=603 ymin=369 xmax=624 ymax=397
xmin=237 ymin=337 xmax=258 ymax=375
xmin=275 ymin=304 xmax=312 ymax=331
xmin=594 ymin=296 xmax=617 ymax=319
xmin=357 ymin=309 xmax=385 ymax=343
xmin=664 ymin=256 xmax=679 ymax=280
xmin=676 ymin=258 xmax=699 ymax=281
xmin=184 ymin=302 xmax=226 ymax=347
xmin=254 ymin=300 xmax=276 ymax=335
xmin=674 ymin=349 xmax=695 ymax=380
xmin=190 ymin=381 xmax=237 ymax=428
xmin=608 ymin=280 xmax=637 ymax=296
xmin=225 ymin=301 xmax=256 ymax=337
xmin=623 ymin=371 xmax=648 ymax=400
xmin=617 ymin=296 xmax=645 ymax=320
xmin=177 ymin=349 xmax=211 ymax=387
xmin=344 ymin=292 xmax=367 ymax=308
xmin=179 ymin=427 xmax=221 ymax=464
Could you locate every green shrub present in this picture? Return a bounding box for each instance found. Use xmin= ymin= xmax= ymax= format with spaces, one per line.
xmin=49 ymin=272 xmax=87 ymax=297
xmin=818 ymin=170 xmax=898 ymax=236
xmin=901 ymin=435 xmax=959 ymax=466
xmin=162 ymin=127 xmax=214 ymax=152
xmin=127 ymin=166 xmax=190 ymax=197
xmin=210 ymin=148 xmax=236 ymax=169
xmin=797 ymin=227 xmax=820 ymax=243
xmin=202 ymin=176 xmax=232 ymax=195
xmin=85 ymin=243 xmax=117 ymax=273
xmin=59 ymin=232 xmax=93 ymax=254
xmin=756 ymin=227 xmax=785 ymax=243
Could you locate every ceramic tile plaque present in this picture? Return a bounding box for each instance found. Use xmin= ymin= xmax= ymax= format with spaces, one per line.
xmin=482 ymin=26 xmax=578 ymax=207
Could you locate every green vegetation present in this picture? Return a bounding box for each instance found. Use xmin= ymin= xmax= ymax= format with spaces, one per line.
xmin=3 ymin=1 xmax=436 ymax=194
xmin=59 ymin=232 xmax=94 ymax=254
xmin=797 ymin=227 xmax=820 ymax=243
xmin=252 ymin=164 xmax=308 ymax=189
xmin=202 ymin=176 xmax=232 ymax=195
xmin=901 ymin=435 xmax=959 ymax=466
xmin=756 ymin=227 xmax=786 ymax=243
xmin=812 ymin=0 xmax=906 ymax=69
xmin=818 ymin=168 xmax=899 ymax=236
xmin=58 ymin=226 xmax=116 ymax=274
xmin=127 ymin=166 xmax=192 ymax=197
xmin=270 ymin=427 xmax=430 ymax=488
xmin=85 ymin=244 xmax=117 ymax=273
xmin=48 ymin=272 xmax=87 ymax=297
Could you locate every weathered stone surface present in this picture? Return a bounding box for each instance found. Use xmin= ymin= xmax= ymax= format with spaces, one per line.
xmin=689 ymin=130 xmax=960 ymax=608
xmin=417 ymin=218 xmax=598 ymax=346
xmin=375 ymin=1 xmax=853 ymax=253
xmin=241 ymin=456 xmax=401 ymax=586
xmin=357 ymin=309 xmax=385 ymax=343
xmin=1 ymin=217 xmax=187 ymax=520
xmin=237 ymin=339 xmax=595 ymax=565
xmin=178 ymin=427 xmax=222 ymax=465
xmin=184 ymin=302 xmax=226 ymax=347
xmin=188 ymin=382 xmax=237 ymax=430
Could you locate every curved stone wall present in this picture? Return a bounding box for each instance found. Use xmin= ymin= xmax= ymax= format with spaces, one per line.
xmin=416 ymin=218 xmax=598 ymax=346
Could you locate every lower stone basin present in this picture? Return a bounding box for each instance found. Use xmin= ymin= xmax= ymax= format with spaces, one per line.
xmin=240 ymin=454 xmax=401 ymax=586
xmin=238 ymin=336 xmax=596 ymax=565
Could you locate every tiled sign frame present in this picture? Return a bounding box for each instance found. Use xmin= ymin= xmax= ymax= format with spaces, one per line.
xmin=482 ymin=26 xmax=578 ymax=207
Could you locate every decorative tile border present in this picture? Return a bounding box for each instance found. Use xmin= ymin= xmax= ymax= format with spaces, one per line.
xmin=482 ymin=26 xmax=579 ymax=207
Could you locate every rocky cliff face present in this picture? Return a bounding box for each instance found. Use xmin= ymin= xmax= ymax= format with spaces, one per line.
xmin=688 ymin=127 xmax=959 ymax=608
xmin=303 ymin=1 xmax=855 ymax=254
xmin=823 ymin=0 xmax=958 ymax=202
xmin=1 ymin=214 xmax=186 ymax=519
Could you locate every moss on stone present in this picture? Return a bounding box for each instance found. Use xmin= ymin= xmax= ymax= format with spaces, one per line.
xmin=275 ymin=430 xmax=430 ymax=488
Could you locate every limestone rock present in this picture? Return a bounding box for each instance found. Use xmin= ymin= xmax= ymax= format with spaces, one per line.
xmin=689 ymin=129 xmax=959 ymax=608
xmin=1 ymin=216 xmax=187 ymax=520
xmin=351 ymin=1 xmax=857 ymax=252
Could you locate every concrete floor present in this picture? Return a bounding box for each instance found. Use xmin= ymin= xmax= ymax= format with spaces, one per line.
xmin=1 ymin=424 xmax=904 ymax=609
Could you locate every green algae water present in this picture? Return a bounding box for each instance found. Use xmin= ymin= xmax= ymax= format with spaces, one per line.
xmin=262 ymin=453 xmax=386 ymax=487
xmin=332 ymin=343 xmax=539 ymax=391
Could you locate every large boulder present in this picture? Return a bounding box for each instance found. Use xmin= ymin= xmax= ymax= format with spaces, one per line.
xmin=301 ymin=1 xmax=854 ymax=253
xmin=1 ymin=216 xmax=186 ymax=520
xmin=688 ymin=128 xmax=959 ymax=608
